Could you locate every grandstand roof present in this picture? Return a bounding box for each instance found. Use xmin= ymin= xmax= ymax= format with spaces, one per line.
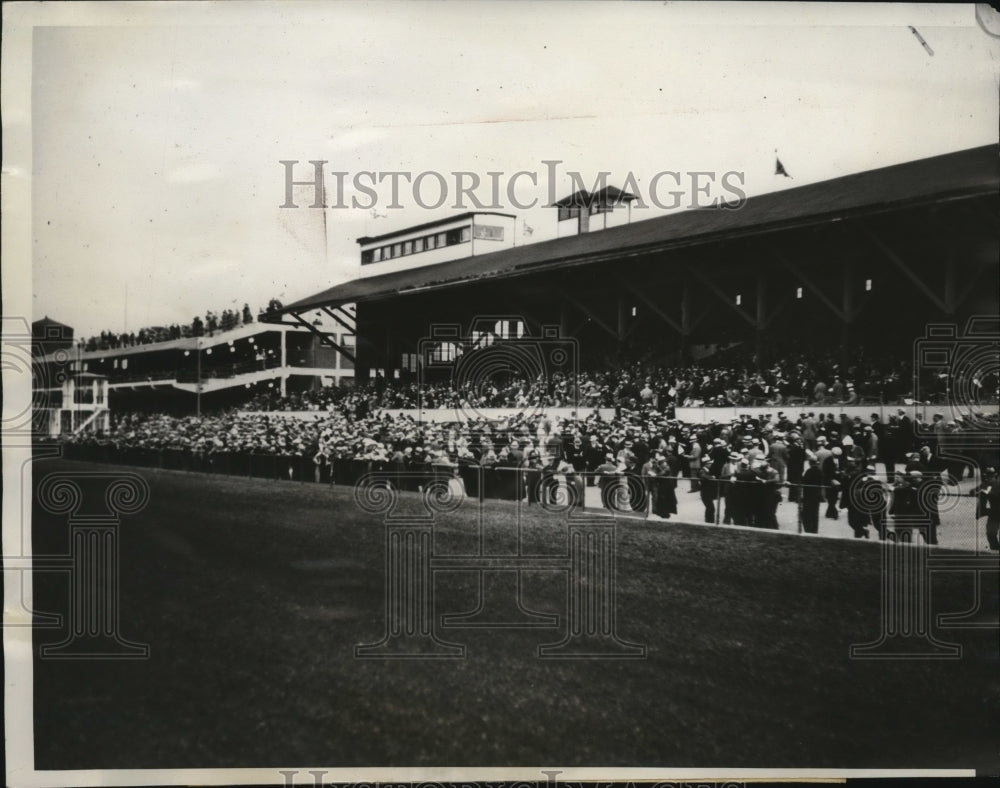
xmin=282 ymin=144 xmax=998 ymax=313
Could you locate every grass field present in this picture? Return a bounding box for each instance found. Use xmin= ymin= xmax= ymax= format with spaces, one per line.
xmin=31 ymin=457 xmax=1000 ymax=771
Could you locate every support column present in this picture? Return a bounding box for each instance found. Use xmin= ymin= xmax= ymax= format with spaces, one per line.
xmin=943 ymin=252 xmax=957 ymax=316
xmin=680 ymin=281 xmax=692 ymax=362
xmin=559 ymin=299 xmax=570 ymax=337
xmin=617 ymin=293 xmax=627 ymax=359
xmin=755 ymin=271 xmax=767 ymax=369
xmin=842 ymin=260 xmax=855 ymax=369
xmin=385 ymin=314 xmax=394 ymax=382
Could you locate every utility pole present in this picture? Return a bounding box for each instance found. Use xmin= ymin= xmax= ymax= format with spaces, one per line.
xmin=196 ymin=340 xmax=202 ymax=417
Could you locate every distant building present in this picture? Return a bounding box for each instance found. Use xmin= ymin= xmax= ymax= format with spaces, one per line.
xmin=33 ymin=317 xmax=353 ymax=432
xmin=32 ymin=316 xmax=74 ymax=353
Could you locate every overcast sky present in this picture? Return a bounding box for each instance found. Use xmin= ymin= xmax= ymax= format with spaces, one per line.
xmin=27 ymin=1 xmax=1000 ymax=338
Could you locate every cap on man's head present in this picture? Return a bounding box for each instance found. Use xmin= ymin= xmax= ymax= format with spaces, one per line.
xmin=832 ymin=447 xmax=843 ymax=456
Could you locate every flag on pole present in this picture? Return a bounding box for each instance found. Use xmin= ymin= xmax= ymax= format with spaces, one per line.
xmin=775 ymin=153 xmax=791 ymax=178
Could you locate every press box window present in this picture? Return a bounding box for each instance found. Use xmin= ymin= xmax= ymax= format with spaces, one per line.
xmin=446 ymin=227 xmax=471 ymax=245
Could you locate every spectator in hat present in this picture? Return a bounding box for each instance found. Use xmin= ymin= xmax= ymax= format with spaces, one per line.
xmin=814 ymin=435 xmax=832 ymax=468
xmin=800 ymin=412 xmax=818 ymax=451
xmin=720 ymin=452 xmax=741 ymax=525
xmin=699 ymin=464 xmax=719 ymax=523
xmin=584 ymin=434 xmax=605 ymax=487
xmin=974 ymin=466 xmax=1000 ymax=551
xmin=683 ymin=435 xmax=703 ymax=493
xmin=915 ymin=456 xmax=944 ymax=546
xmin=822 ymin=446 xmax=843 ymax=520
xmin=863 ymin=425 xmax=879 ymax=466
xmin=558 ymin=457 xmax=586 ymax=510
xmin=729 ymin=457 xmax=758 ymax=526
xmin=842 ymin=434 xmax=866 ymax=466
xmin=595 ymin=452 xmax=621 ymax=511
xmin=889 ymin=470 xmax=928 ymax=544
xmin=862 ymin=464 xmax=889 ymax=540
xmin=616 ymin=439 xmax=638 ymax=474
xmin=801 ymin=453 xmax=824 ymax=534
xmin=768 ymin=431 xmax=789 ymax=487
xmin=786 ymin=432 xmax=806 ymax=503
xmin=896 ymin=409 xmax=915 ymax=457
xmin=756 ymin=459 xmax=781 ymax=529
xmin=708 ymin=437 xmax=730 ymax=478
xmin=841 ymin=461 xmax=873 ymax=538
xmin=652 ymin=450 xmax=678 ymax=520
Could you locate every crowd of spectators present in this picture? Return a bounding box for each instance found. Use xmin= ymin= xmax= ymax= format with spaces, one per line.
xmin=77 ymin=299 xmax=284 ymax=352
xmin=247 ymin=346 xmax=986 ymax=413
xmin=62 ymin=394 xmax=998 ymax=545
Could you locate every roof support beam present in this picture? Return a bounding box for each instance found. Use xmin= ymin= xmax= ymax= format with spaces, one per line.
xmin=562 ymin=293 xmax=618 ymax=339
xmin=322 ymin=306 xmax=356 ymax=335
xmin=774 ymin=250 xmax=848 ymax=323
xmin=623 ymin=281 xmax=682 ymax=334
xmin=953 ymin=259 xmax=996 ymax=313
xmin=288 ymin=310 xmax=356 ymax=363
xmin=861 ymin=224 xmax=949 ymax=313
xmin=683 ymin=261 xmax=757 ymax=327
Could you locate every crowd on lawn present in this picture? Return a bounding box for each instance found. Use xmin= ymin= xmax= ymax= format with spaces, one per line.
xmin=62 ymin=396 xmax=1000 ymax=547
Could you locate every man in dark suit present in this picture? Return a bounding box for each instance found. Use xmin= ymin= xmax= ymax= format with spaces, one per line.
xmin=730 ymin=458 xmax=758 ymax=526
xmin=801 ymin=454 xmax=824 ymax=534
xmin=822 ymin=446 xmax=844 ymax=520
xmin=583 ymin=434 xmax=605 ymax=487
xmin=975 ymin=466 xmax=1000 ymax=551
xmin=595 ymin=453 xmax=621 ymax=511
xmin=787 ymin=432 xmax=806 ymax=503
xmin=896 ymin=409 xmax=914 ymax=458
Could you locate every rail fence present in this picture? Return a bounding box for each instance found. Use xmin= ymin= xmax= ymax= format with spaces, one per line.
xmin=56 ymin=442 xmax=984 ymax=541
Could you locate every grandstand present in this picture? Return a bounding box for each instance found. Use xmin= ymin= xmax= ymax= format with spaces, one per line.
xmin=270 ymin=145 xmax=998 ymax=383
xmin=32 ymin=309 xmax=355 ymax=428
